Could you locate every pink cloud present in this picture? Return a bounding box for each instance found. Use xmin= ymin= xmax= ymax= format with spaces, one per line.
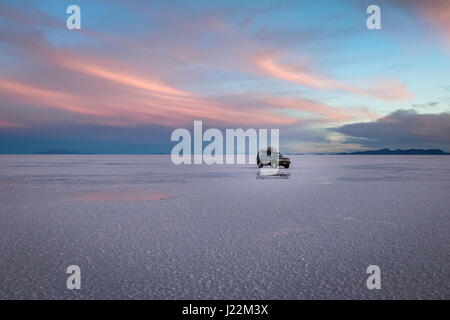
xmin=0 ymin=119 xmax=22 ymax=128
xmin=0 ymin=50 xmax=297 ymax=128
xmin=253 ymin=54 xmax=413 ymax=101
xmin=415 ymin=0 xmax=450 ymax=50
xmin=0 ymin=79 xmax=105 ymax=116
xmin=263 ymin=97 xmax=378 ymax=123
xmin=0 ymin=3 xmax=390 ymax=131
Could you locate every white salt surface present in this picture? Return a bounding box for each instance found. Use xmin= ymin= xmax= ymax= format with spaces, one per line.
xmin=0 ymin=155 xmax=449 ymax=299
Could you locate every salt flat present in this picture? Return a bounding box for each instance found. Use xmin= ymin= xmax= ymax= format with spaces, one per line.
xmin=0 ymin=155 xmax=449 ymax=299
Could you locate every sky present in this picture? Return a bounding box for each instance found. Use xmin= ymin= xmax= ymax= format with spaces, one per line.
xmin=0 ymin=0 xmax=449 ymax=154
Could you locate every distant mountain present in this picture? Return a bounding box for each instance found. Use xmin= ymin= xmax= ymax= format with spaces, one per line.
xmin=338 ymin=148 xmax=449 ymax=155
xmin=37 ymin=149 xmax=83 ymax=154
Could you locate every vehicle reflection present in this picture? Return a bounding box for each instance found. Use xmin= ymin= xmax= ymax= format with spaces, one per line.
xmin=256 ymin=168 xmax=290 ymax=180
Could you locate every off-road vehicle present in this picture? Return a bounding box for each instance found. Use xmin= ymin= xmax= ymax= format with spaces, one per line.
xmin=256 ymin=147 xmax=290 ymax=168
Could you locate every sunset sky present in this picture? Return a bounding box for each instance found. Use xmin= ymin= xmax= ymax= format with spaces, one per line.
xmin=0 ymin=0 xmax=449 ymax=153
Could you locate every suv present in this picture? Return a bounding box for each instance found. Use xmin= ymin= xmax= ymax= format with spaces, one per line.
xmin=256 ymin=147 xmax=290 ymax=168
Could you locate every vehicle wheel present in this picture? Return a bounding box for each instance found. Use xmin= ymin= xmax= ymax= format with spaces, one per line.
xmin=257 ymin=161 xmax=263 ymax=168
xmin=284 ymin=164 xmax=289 ymax=168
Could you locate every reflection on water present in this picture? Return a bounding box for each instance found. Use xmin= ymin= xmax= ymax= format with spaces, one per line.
xmin=256 ymin=168 xmax=290 ymax=180
xmin=74 ymin=189 xmax=170 ymax=202
xmin=1 ymin=155 xmax=449 ymax=299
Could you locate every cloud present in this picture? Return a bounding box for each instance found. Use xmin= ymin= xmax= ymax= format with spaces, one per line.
xmin=0 ymin=79 xmax=105 ymax=116
xmin=1 ymin=6 xmax=377 ymax=130
xmin=1 ymin=1 xmax=443 ymax=154
xmin=0 ymin=119 xmax=21 ymax=128
xmin=388 ymin=0 xmax=450 ymax=51
xmin=0 ymin=2 xmax=61 ymax=28
xmin=0 ymin=26 xmax=299 ymax=128
xmin=262 ymin=97 xmax=377 ymax=123
xmin=331 ymin=110 xmax=450 ymax=150
xmin=414 ymin=0 xmax=450 ymax=50
xmin=253 ymin=53 xmax=413 ymax=101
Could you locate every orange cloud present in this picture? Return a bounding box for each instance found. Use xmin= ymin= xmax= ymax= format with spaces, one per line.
xmin=0 ymin=79 xmax=105 ymax=116
xmin=48 ymin=51 xmax=301 ymax=126
xmin=0 ymin=13 xmax=377 ymax=130
xmin=363 ymin=81 xmax=414 ymax=101
xmin=255 ymin=55 xmax=340 ymax=90
xmin=62 ymin=59 xmax=192 ymax=99
xmin=263 ymin=97 xmax=377 ymax=123
xmin=0 ymin=59 xmax=295 ymax=128
xmin=254 ymin=54 xmax=413 ymax=101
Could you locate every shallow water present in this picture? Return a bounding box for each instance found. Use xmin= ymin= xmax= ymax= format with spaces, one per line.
xmin=0 ymin=155 xmax=449 ymax=299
